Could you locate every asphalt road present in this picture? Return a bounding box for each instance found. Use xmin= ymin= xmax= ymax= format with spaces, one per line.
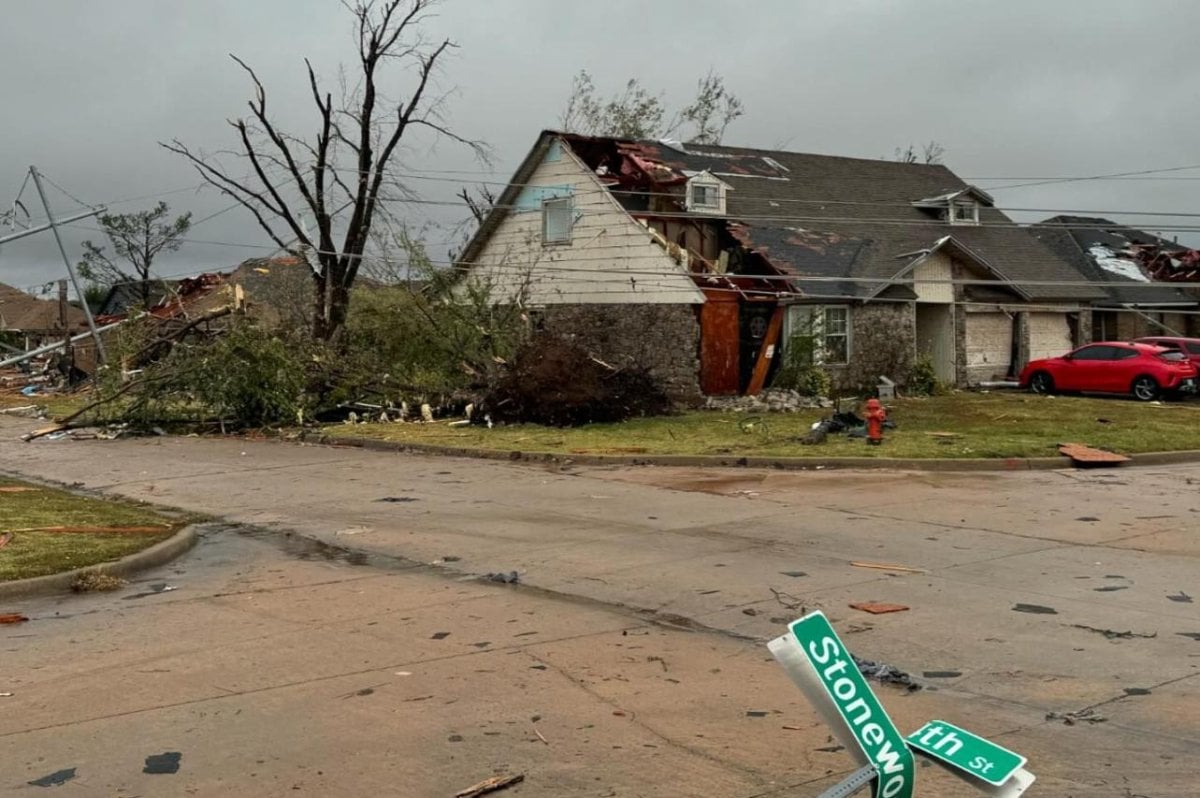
xmin=2 ymin=420 xmax=1199 ymax=796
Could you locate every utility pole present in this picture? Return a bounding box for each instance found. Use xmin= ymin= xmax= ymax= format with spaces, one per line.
xmin=28 ymin=165 xmax=107 ymax=364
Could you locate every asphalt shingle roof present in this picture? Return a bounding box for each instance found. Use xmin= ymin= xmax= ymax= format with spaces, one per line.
xmin=631 ymin=140 xmax=1105 ymax=301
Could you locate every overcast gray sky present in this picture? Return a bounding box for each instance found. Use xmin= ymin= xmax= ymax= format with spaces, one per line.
xmin=3 ymin=0 xmax=1200 ymax=297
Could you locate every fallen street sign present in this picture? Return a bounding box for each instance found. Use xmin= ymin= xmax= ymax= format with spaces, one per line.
xmin=906 ymin=720 xmax=1034 ymax=795
xmin=769 ymin=612 xmax=915 ymax=798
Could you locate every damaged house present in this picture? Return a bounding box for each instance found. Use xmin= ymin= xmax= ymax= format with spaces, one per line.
xmin=1033 ymin=216 xmax=1200 ymax=341
xmin=459 ymin=131 xmax=1103 ymax=399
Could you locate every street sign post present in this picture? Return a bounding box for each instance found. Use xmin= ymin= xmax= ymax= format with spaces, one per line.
xmin=769 ymin=613 xmax=1037 ymax=797
xmin=769 ymin=612 xmax=915 ymax=798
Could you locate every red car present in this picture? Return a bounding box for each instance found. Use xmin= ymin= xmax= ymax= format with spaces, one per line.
xmin=1134 ymin=336 xmax=1200 ymax=368
xmin=1019 ymin=341 xmax=1198 ymax=401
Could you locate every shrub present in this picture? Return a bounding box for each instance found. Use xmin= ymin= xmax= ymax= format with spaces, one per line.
xmin=772 ymin=332 xmax=832 ymax=397
xmin=907 ymin=354 xmax=947 ymax=397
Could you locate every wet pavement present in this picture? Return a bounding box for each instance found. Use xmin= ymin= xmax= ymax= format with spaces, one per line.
xmin=2 ymin=421 xmax=1199 ymax=796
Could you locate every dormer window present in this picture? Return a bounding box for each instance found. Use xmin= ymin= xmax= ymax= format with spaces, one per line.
xmin=950 ymin=201 xmax=979 ymax=225
xmin=685 ymin=172 xmax=727 ymax=214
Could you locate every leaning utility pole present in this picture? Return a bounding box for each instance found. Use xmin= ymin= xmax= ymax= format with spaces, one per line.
xmin=27 ymin=165 xmax=107 ymax=364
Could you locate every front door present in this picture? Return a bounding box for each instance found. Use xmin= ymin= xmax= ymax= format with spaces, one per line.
xmin=915 ymin=304 xmax=955 ymax=384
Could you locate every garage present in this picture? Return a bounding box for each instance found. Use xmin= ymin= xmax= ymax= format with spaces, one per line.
xmin=1028 ymin=312 xmax=1073 ymax=361
xmin=964 ymin=311 xmax=1013 ymax=383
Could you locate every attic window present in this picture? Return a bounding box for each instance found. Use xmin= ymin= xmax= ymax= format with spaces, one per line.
xmin=686 ymin=176 xmax=725 ymax=214
xmin=542 ymin=197 xmax=574 ymax=244
xmin=950 ymin=201 xmax=979 ymax=225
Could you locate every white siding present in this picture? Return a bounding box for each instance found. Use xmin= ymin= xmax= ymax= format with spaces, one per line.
xmin=965 ymin=311 xmax=1012 ymax=382
xmin=468 ymin=139 xmax=703 ymax=306
xmin=1029 ymin=313 xmax=1072 ymax=361
xmin=912 ymin=252 xmax=953 ymax=304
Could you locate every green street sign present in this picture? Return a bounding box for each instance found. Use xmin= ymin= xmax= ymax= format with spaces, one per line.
xmin=906 ymin=720 xmax=1026 ymax=787
xmin=771 ymin=612 xmax=915 ymax=798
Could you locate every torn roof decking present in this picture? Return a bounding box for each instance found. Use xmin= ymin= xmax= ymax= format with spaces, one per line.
xmin=1034 ymin=216 xmax=1199 ymax=307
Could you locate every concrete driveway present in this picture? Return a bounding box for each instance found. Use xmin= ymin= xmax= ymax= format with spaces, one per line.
xmin=2 ymin=420 xmax=1198 ymax=796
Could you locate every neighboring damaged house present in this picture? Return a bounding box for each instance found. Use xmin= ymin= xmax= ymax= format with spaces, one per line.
xmin=1034 ymin=216 xmax=1199 ymax=341
xmin=460 ymin=131 xmax=1102 ymax=398
xmin=0 ymin=282 xmax=87 ymax=346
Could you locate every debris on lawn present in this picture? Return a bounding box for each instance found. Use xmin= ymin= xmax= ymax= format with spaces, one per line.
xmin=800 ymin=410 xmax=868 ymax=445
xmin=1069 ymin=624 xmax=1157 ymax=640
xmin=455 ymin=773 xmax=525 ymax=798
xmin=481 ymin=333 xmax=672 ymax=427
xmin=1167 ymin=591 xmax=1193 ymax=604
xmin=850 ymin=561 xmax=924 ymax=574
xmin=854 ymin=656 xmax=921 ymax=692
xmin=1046 ymin=707 xmax=1107 ymax=726
xmin=71 ymin=571 xmax=128 ymax=593
xmin=0 ymin=613 xmax=30 ymax=625
xmin=849 ymin=601 xmax=909 ymax=615
xmin=1013 ymin=603 xmax=1058 ymax=615
xmin=0 ymin=533 xmax=11 ymax=549
xmin=27 ymin=768 xmax=77 ymax=787
xmin=142 ymin=751 xmax=182 ymax=775
xmin=1058 ymin=442 xmax=1130 ymax=466
xmin=0 ymin=485 xmax=39 ymax=493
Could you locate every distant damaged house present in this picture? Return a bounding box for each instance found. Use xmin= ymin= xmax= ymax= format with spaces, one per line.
xmin=1034 ymin=216 xmax=1199 ymax=340
xmin=460 ymin=132 xmax=1102 ymax=398
xmin=0 ymin=282 xmax=87 ymax=345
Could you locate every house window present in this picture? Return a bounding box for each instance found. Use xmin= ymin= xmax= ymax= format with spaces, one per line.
xmin=542 ymin=197 xmax=573 ymax=244
xmin=690 ymin=183 xmax=719 ymax=209
xmin=950 ymin=201 xmax=979 ymax=225
xmin=785 ymin=305 xmax=851 ymax=365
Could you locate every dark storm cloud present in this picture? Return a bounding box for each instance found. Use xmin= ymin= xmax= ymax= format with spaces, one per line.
xmin=3 ymin=0 xmax=1199 ymax=293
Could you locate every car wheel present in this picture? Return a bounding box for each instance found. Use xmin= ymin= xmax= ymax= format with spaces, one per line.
xmin=1132 ymin=375 xmax=1160 ymax=402
xmin=1029 ymin=372 xmax=1055 ymax=395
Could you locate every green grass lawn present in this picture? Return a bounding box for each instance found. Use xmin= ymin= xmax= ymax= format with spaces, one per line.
xmin=324 ymin=392 xmax=1200 ymax=460
xmin=0 ymin=477 xmax=183 ymax=581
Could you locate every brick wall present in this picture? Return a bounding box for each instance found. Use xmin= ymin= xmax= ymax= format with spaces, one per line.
xmin=538 ymin=304 xmax=702 ymax=402
xmin=826 ymin=303 xmax=915 ymax=393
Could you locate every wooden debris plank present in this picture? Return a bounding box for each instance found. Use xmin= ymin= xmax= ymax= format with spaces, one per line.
xmin=1058 ymin=442 xmax=1130 ymax=464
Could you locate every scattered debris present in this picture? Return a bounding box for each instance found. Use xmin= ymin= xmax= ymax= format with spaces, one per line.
xmin=1070 ymin=624 xmax=1157 ymax=640
xmin=485 ymin=571 xmax=520 ymax=584
xmin=454 ymin=774 xmax=525 ymax=798
xmin=849 ymin=601 xmax=909 ymax=615
xmin=854 ymin=656 xmax=921 ymax=692
xmin=376 ymin=496 xmax=419 ymax=503
xmin=0 ymin=533 xmax=10 ymax=549
xmin=769 ymin=587 xmax=804 ymax=612
xmin=850 ymin=561 xmax=924 ymax=574
xmin=431 ymin=632 xmax=450 ymax=640
xmin=0 ymin=485 xmax=38 ymax=493
xmin=816 ymin=745 xmax=847 ymax=753
xmin=922 ymin=670 xmax=963 ymax=679
xmin=1046 ymin=708 xmax=1107 ymax=726
xmin=0 ymin=692 xmax=12 ymax=698
xmin=1123 ymin=687 xmax=1152 ymax=696
xmin=779 ymin=570 xmax=807 ymax=578
xmin=1058 ymin=443 xmax=1130 ymax=466
xmin=1075 ymin=516 xmax=1101 ymax=522
xmin=71 ymin=571 xmax=128 ymax=592
xmin=27 ymin=768 xmax=77 ymax=787
xmin=122 ymin=583 xmax=178 ymax=600
xmin=745 ymin=710 xmax=770 ymax=718
xmin=533 ymin=727 xmax=549 ymax=745
xmin=143 ymin=752 xmax=182 ymax=775
xmin=0 ymin=613 xmax=30 ymax=625
xmin=741 ymin=608 xmax=759 ymax=617
xmin=1167 ymin=591 xmax=1194 ymax=604
xmin=1013 ymin=603 xmax=1058 ymax=615
xmin=1093 ymin=586 xmax=1128 ymax=592
xmin=1176 ymin=632 xmax=1200 ymax=641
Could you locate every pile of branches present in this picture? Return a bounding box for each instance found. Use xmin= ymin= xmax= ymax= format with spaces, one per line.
xmin=480 ymin=333 xmax=672 ymax=427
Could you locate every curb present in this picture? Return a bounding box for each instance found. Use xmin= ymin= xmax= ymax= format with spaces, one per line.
xmin=315 ymin=434 xmax=1200 ymax=472
xmin=0 ymin=524 xmax=199 ymax=600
